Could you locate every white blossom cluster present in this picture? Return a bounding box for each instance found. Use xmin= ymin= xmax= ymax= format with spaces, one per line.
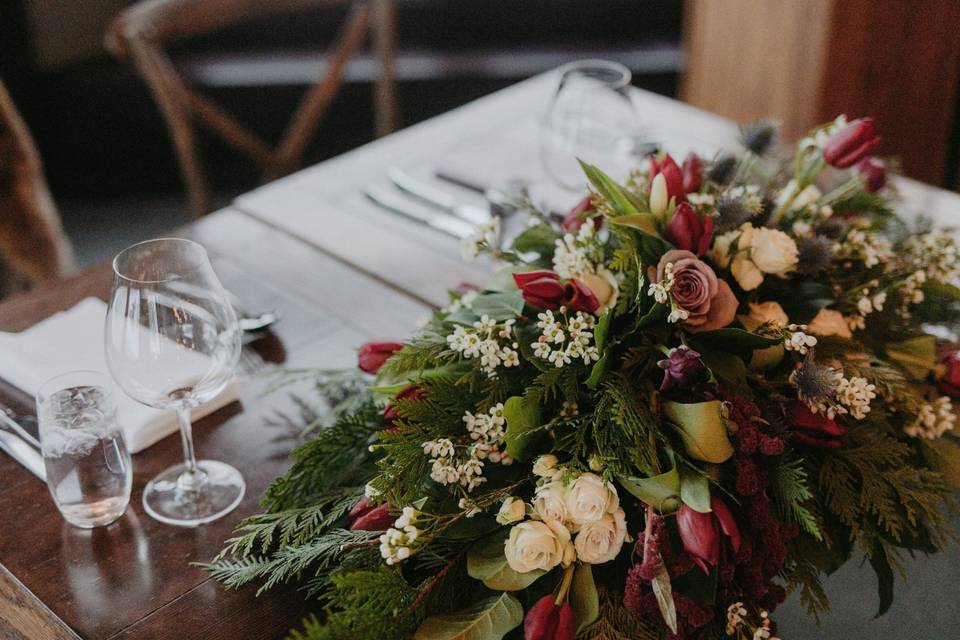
xmin=791 ymin=365 xmax=876 ymax=420
xmin=423 ymin=403 xmax=512 ymax=493
xmin=446 ymin=315 xmax=519 ymax=377
xmin=379 ymin=506 xmax=421 ymax=565
xmin=783 ymin=324 xmax=818 ymax=355
xmin=848 ymin=282 xmax=887 ymax=331
xmin=904 ymin=397 xmax=956 ymax=440
xmin=835 ymin=229 xmax=893 ymax=269
xmin=531 ymin=309 xmax=600 ymax=368
xmin=647 ymin=262 xmax=690 ymax=323
xmin=460 ymin=218 xmax=501 ymax=262
xmin=725 ymin=602 xmax=748 ymax=636
xmin=904 ymin=230 xmax=960 ymax=283
xmin=553 ymin=218 xmax=599 ymax=279
xmin=442 ymin=289 xmax=478 ymax=314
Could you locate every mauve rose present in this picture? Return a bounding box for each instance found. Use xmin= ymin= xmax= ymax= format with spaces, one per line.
xmin=653 ymin=250 xmax=738 ymax=332
xmin=938 ymin=352 xmax=960 ymax=398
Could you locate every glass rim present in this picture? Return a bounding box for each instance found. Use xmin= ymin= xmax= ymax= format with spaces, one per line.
xmin=112 ymin=237 xmax=209 ymax=285
xmin=555 ymin=58 xmax=632 ymax=90
xmin=37 ymin=369 xmax=115 ymax=406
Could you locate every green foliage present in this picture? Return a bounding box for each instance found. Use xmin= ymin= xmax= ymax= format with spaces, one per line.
xmin=523 ymin=366 xmax=579 ymax=406
xmin=770 ymin=458 xmax=822 ymax=540
xmin=414 ymin=592 xmax=523 ymax=640
xmin=579 ymin=590 xmax=660 ymax=639
xmin=783 ymin=554 xmax=830 ymax=625
xmin=591 ymin=373 xmax=662 ymax=476
xmin=380 ymin=336 xmax=456 ymax=379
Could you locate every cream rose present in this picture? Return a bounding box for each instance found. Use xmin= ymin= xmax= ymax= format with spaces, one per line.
xmin=574 ymin=507 xmax=628 ymax=564
xmin=748 ymin=227 xmax=798 ymax=276
xmin=709 ymin=229 xmax=739 ymax=269
xmin=504 ymin=520 xmax=568 ymax=573
xmin=565 ymin=473 xmax=618 ymax=526
xmin=747 ymin=301 xmax=788 ymax=327
xmin=532 ymin=454 xmax=559 ymax=477
xmin=496 ymin=497 xmax=526 ymax=525
xmin=808 ymin=308 xmax=853 ymax=338
xmin=581 ymin=266 xmax=620 ymax=314
xmin=532 ymin=481 xmax=568 ymax=527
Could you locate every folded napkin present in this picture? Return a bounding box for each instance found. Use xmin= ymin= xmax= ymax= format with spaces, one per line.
xmin=0 ymin=297 xmax=239 ymax=453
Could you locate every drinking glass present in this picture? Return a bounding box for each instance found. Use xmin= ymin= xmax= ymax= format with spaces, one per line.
xmin=38 ymin=371 xmax=132 ymax=528
xmin=105 ymin=238 xmax=244 ymax=526
xmin=540 ymin=59 xmax=642 ymax=191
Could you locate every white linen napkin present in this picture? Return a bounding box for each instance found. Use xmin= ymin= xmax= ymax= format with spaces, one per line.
xmin=0 ymin=297 xmax=240 ymax=453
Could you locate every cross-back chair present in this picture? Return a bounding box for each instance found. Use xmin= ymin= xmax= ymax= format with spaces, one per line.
xmin=105 ymin=0 xmax=398 ymax=216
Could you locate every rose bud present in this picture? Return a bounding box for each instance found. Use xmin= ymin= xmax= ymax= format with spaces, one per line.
xmin=665 ymin=202 xmax=714 ymax=256
xmin=563 ymin=278 xmax=600 ymax=313
xmin=562 ymin=195 xmax=601 ymax=231
xmin=649 ymin=153 xmax=685 ymax=204
xmin=514 ymin=270 xmax=565 ymax=309
xmin=358 ymin=341 xmax=404 ymax=374
xmin=383 ymin=386 xmax=423 ymax=423
xmin=349 ymin=502 xmax=394 ymax=531
xmin=856 ymin=156 xmax=887 ymax=192
xmin=937 ymin=352 xmax=960 ymax=397
xmin=657 ymin=345 xmax=705 ymax=392
xmin=524 ymin=595 xmax=575 ymax=640
xmin=823 ymin=117 xmax=881 ymax=168
xmin=682 ymin=152 xmax=703 ymax=194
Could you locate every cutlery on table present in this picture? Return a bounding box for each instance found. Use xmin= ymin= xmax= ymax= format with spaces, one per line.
xmin=226 ymin=290 xmax=282 ymax=334
xmin=0 ymin=410 xmax=45 ymax=480
xmin=387 ymin=168 xmax=491 ymax=226
xmin=364 ymin=186 xmax=475 ymax=239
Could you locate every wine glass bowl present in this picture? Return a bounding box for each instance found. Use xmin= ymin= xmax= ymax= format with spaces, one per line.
xmin=106 ymin=238 xmax=244 ymax=526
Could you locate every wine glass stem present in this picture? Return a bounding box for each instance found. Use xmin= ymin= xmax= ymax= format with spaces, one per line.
xmin=176 ymin=407 xmax=203 ymax=491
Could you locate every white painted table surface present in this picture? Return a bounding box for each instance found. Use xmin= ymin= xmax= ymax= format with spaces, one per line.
xmin=230 ymin=73 xmax=960 ymax=637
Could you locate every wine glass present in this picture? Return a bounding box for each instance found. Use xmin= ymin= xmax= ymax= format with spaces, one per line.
xmin=540 ymin=59 xmax=643 ymax=191
xmin=105 ymin=238 xmax=244 ymax=527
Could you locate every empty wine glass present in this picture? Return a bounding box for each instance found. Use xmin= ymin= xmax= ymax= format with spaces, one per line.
xmin=105 ymin=238 xmax=244 ymax=526
xmin=541 ymin=59 xmax=643 ymax=191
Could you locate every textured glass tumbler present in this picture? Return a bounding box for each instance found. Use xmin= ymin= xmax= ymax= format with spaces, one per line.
xmin=38 ymin=371 xmax=132 ymax=529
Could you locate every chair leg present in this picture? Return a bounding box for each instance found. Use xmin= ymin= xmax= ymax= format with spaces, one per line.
xmin=371 ymin=0 xmax=398 ymax=137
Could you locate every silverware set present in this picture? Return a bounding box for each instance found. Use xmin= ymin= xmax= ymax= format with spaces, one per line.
xmin=364 ymin=167 xmax=529 ymax=239
xmin=0 ymin=406 xmax=44 ymax=480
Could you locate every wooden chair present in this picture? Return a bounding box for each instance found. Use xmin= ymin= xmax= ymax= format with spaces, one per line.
xmin=0 ymin=80 xmax=74 ymax=293
xmin=105 ymin=0 xmax=398 ymax=216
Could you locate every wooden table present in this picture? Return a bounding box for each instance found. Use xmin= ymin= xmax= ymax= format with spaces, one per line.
xmin=2 ymin=73 xmax=960 ymax=639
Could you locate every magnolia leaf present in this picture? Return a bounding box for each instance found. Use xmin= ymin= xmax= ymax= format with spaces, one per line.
xmin=469 ymin=292 xmax=525 ymax=321
xmin=414 ymin=592 xmax=524 ymax=640
xmin=585 ymin=353 xmax=609 ymax=390
xmin=570 ymin=564 xmax=600 ymax=634
xmin=503 ymin=396 xmax=543 ymax=461
xmin=511 ymin=224 xmax=560 ymax=257
xmin=922 ymin=436 xmax=960 ymax=488
xmin=885 ymin=335 xmax=936 ymax=381
xmin=692 ymin=328 xmax=780 ymax=354
xmin=697 ymin=347 xmax=749 ymax=393
xmin=466 ymin=535 xmax=546 ymax=591
xmin=651 ymin=562 xmax=678 ymax=634
xmin=608 ymin=214 xmax=660 ymax=237
xmin=617 ymin=467 xmax=681 ymax=513
xmin=595 ymin=309 xmax=613 ymax=350
xmin=678 ymin=462 xmax=712 ymax=513
xmin=663 ymin=400 xmax=734 ymax=463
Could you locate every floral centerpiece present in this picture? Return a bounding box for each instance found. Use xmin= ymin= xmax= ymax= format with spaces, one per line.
xmin=204 ymin=116 xmax=960 ymax=640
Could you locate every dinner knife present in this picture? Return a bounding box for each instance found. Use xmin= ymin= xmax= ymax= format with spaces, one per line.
xmin=387 ymin=168 xmax=491 ymax=226
xmin=0 ymin=429 xmax=45 ymax=480
xmin=364 ymin=186 xmax=476 ymax=239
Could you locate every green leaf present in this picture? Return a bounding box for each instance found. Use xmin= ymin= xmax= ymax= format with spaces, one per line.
xmin=570 ymin=564 xmax=600 ymax=634
xmin=885 ymin=335 xmax=936 ymax=381
xmin=678 ymin=461 xmax=711 ymax=513
xmin=663 ymin=400 xmax=734 ymax=463
xmin=511 ymin=224 xmax=560 ymax=256
xmin=691 ymin=328 xmax=780 ymax=353
xmin=471 ymin=292 xmax=525 ymax=321
xmin=585 ymin=353 xmax=609 ymax=390
xmin=696 ymin=347 xmax=749 ymax=393
xmin=867 ymin=543 xmax=895 ymax=618
xmin=503 ymin=396 xmax=543 ymax=461
xmin=414 ymin=592 xmax=524 ymax=640
xmin=594 ymin=309 xmax=613 ymax=350
xmin=609 ymin=214 xmax=660 ymax=237
xmin=617 ymin=466 xmax=681 ymax=513
xmin=579 ymin=161 xmax=644 ymax=219
xmin=651 ymin=563 xmax=678 ymax=634
xmin=466 ymin=535 xmax=546 ymax=591
xmin=923 ymin=279 xmax=960 ymax=302
xmin=486 ymin=266 xmax=525 ymax=293
xmin=638 ymin=300 xmax=668 ymax=329
xmin=922 ymin=436 xmax=960 ymax=488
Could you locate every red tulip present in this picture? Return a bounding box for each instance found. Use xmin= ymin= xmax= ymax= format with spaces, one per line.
xmin=649 ymin=153 xmax=686 ymax=203
xmin=938 ymin=352 xmax=960 ymax=397
xmin=665 ymin=202 xmax=714 ymax=256
xmin=676 ymin=496 xmax=740 ymax=574
xmin=514 ymin=270 xmax=566 ymax=310
xmin=791 ymin=431 xmax=842 ymax=449
xmin=682 ymin=152 xmax=703 ymax=194
xmin=349 ymin=503 xmax=394 ymax=531
xmin=823 ymin=118 xmax=881 ymax=168
xmin=562 ymin=195 xmax=601 ymax=231
xmin=788 ymin=399 xmax=845 ymax=448
xmin=563 ymin=279 xmax=600 ymax=313
xmin=856 ymin=156 xmax=887 ymax=192
xmin=524 ymin=596 xmax=575 ymax=640
xmin=358 ymin=341 xmax=404 ymax=374
xmin=348 ymin=496 xmax=374 ymax=521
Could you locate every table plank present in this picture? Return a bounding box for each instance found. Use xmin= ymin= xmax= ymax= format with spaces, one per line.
xmin=0 ymin=208 xmax=428 ymax=639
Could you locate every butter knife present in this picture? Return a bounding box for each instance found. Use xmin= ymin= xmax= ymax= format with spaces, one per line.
xmin=387 ymin=168 xmax=491 ymax=226
xmin=0 ymin=429 xmax=45 ymax=480
xmin=364 ymin=186 xmax=476 ymax=239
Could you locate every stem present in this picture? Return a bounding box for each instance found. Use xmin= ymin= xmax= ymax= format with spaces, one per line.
xmin=404 ymin=552 xmax=463 ymax=615
xmin=554 ymin=564 xmax=576 ymax=606
xmin=176 ymin=406 xmax=203 ymax=491
xmin=767 ymin=182 xmax=800 ymax=227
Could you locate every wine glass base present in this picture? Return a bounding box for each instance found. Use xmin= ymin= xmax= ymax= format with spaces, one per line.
xmin=142 ymin=460 xmax=245 ymax=527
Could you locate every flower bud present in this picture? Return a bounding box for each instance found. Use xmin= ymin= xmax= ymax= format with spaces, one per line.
xmin=823 ymin=117 xmax=881 ymax=168
xmin=533 ymin=454 xmax=559 ymax=477
xmin=350 ymin=502 xmax=394 ymax=531
xmin=562 ymin=195 xmax=600 ymax=231
xmin=563 ymin=279 xmax=600 ymax=313
xmin=358 ymin=341 xmax=404 ymax=374
xmin=514 ymin=270 xmax=565 ymax=310
xmin=665 ymin=202 xmax=714 ymax=256
xmin=650 ymin=173 xmax=668 ymax=216
xmin=682 ymin=152 xmax=703 ymax=193
xmin=496 ymin=497 xmax=526 ymax=524
xmin=649 ymin=153 xmax=685 ymax=204
xmin=676 ymin=504 xmax=719 ymax=574
xmin=524 ymin=596 xmax=575 ymax=640
xmin=938 ymin=352 xmax=960 ymax=398
xmin=856 ymin=156 xmax=887 ymax=192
